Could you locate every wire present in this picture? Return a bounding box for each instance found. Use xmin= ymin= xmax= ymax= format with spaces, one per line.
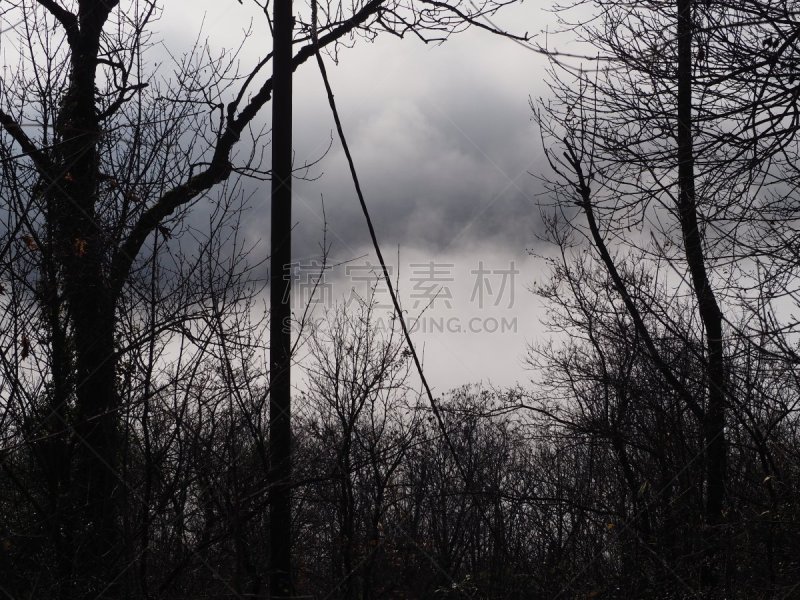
xmin=310 ymin=0 xmax=471 ymax=485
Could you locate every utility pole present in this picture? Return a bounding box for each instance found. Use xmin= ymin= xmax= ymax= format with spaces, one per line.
xmin=269 ymin=0 xmax=294 ymax=593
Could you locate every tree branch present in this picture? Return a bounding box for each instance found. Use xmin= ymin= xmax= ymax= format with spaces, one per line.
xmin=110 ymin=0 xmax=386 ymax=298
xmin=0 ymin=108 xmax=56 ymax=177
xmin=562 ymin=141 xmax=705 ymax=422
xmin=35 ymin=0 xmax=78 ymax=42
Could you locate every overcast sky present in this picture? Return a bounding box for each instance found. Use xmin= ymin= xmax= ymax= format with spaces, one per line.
xmin=160 ymin=0 xmax=559 ymax=391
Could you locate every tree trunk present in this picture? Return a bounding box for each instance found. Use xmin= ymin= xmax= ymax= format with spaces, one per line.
xmin=676 ymin=0 xmax=727 ymax=587
xmin=50 ymin=4 xmax=122 ymax=596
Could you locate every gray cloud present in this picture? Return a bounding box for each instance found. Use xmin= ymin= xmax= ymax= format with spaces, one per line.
xmin=245 ymin=25 xmax=552 ymax=266
xmin=156 ymin=0 xmax=554 ymax=388
xmin=156 ymin=0 xmax=552 ymax=265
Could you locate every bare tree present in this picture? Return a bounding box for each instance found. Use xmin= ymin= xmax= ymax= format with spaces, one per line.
xmin=532 ymin=1 xmax=800 ymax=591
xmin=296 ymin=296 xmax=420 ymax=599
xmin=0 ymin=0 xmax=525 ymax=597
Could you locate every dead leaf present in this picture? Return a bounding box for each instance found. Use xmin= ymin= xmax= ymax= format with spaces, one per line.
xmin=21 ymin=235 xmax=38 ymax=251
xmin=74 ymin=238 xmax=88 ymax=257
